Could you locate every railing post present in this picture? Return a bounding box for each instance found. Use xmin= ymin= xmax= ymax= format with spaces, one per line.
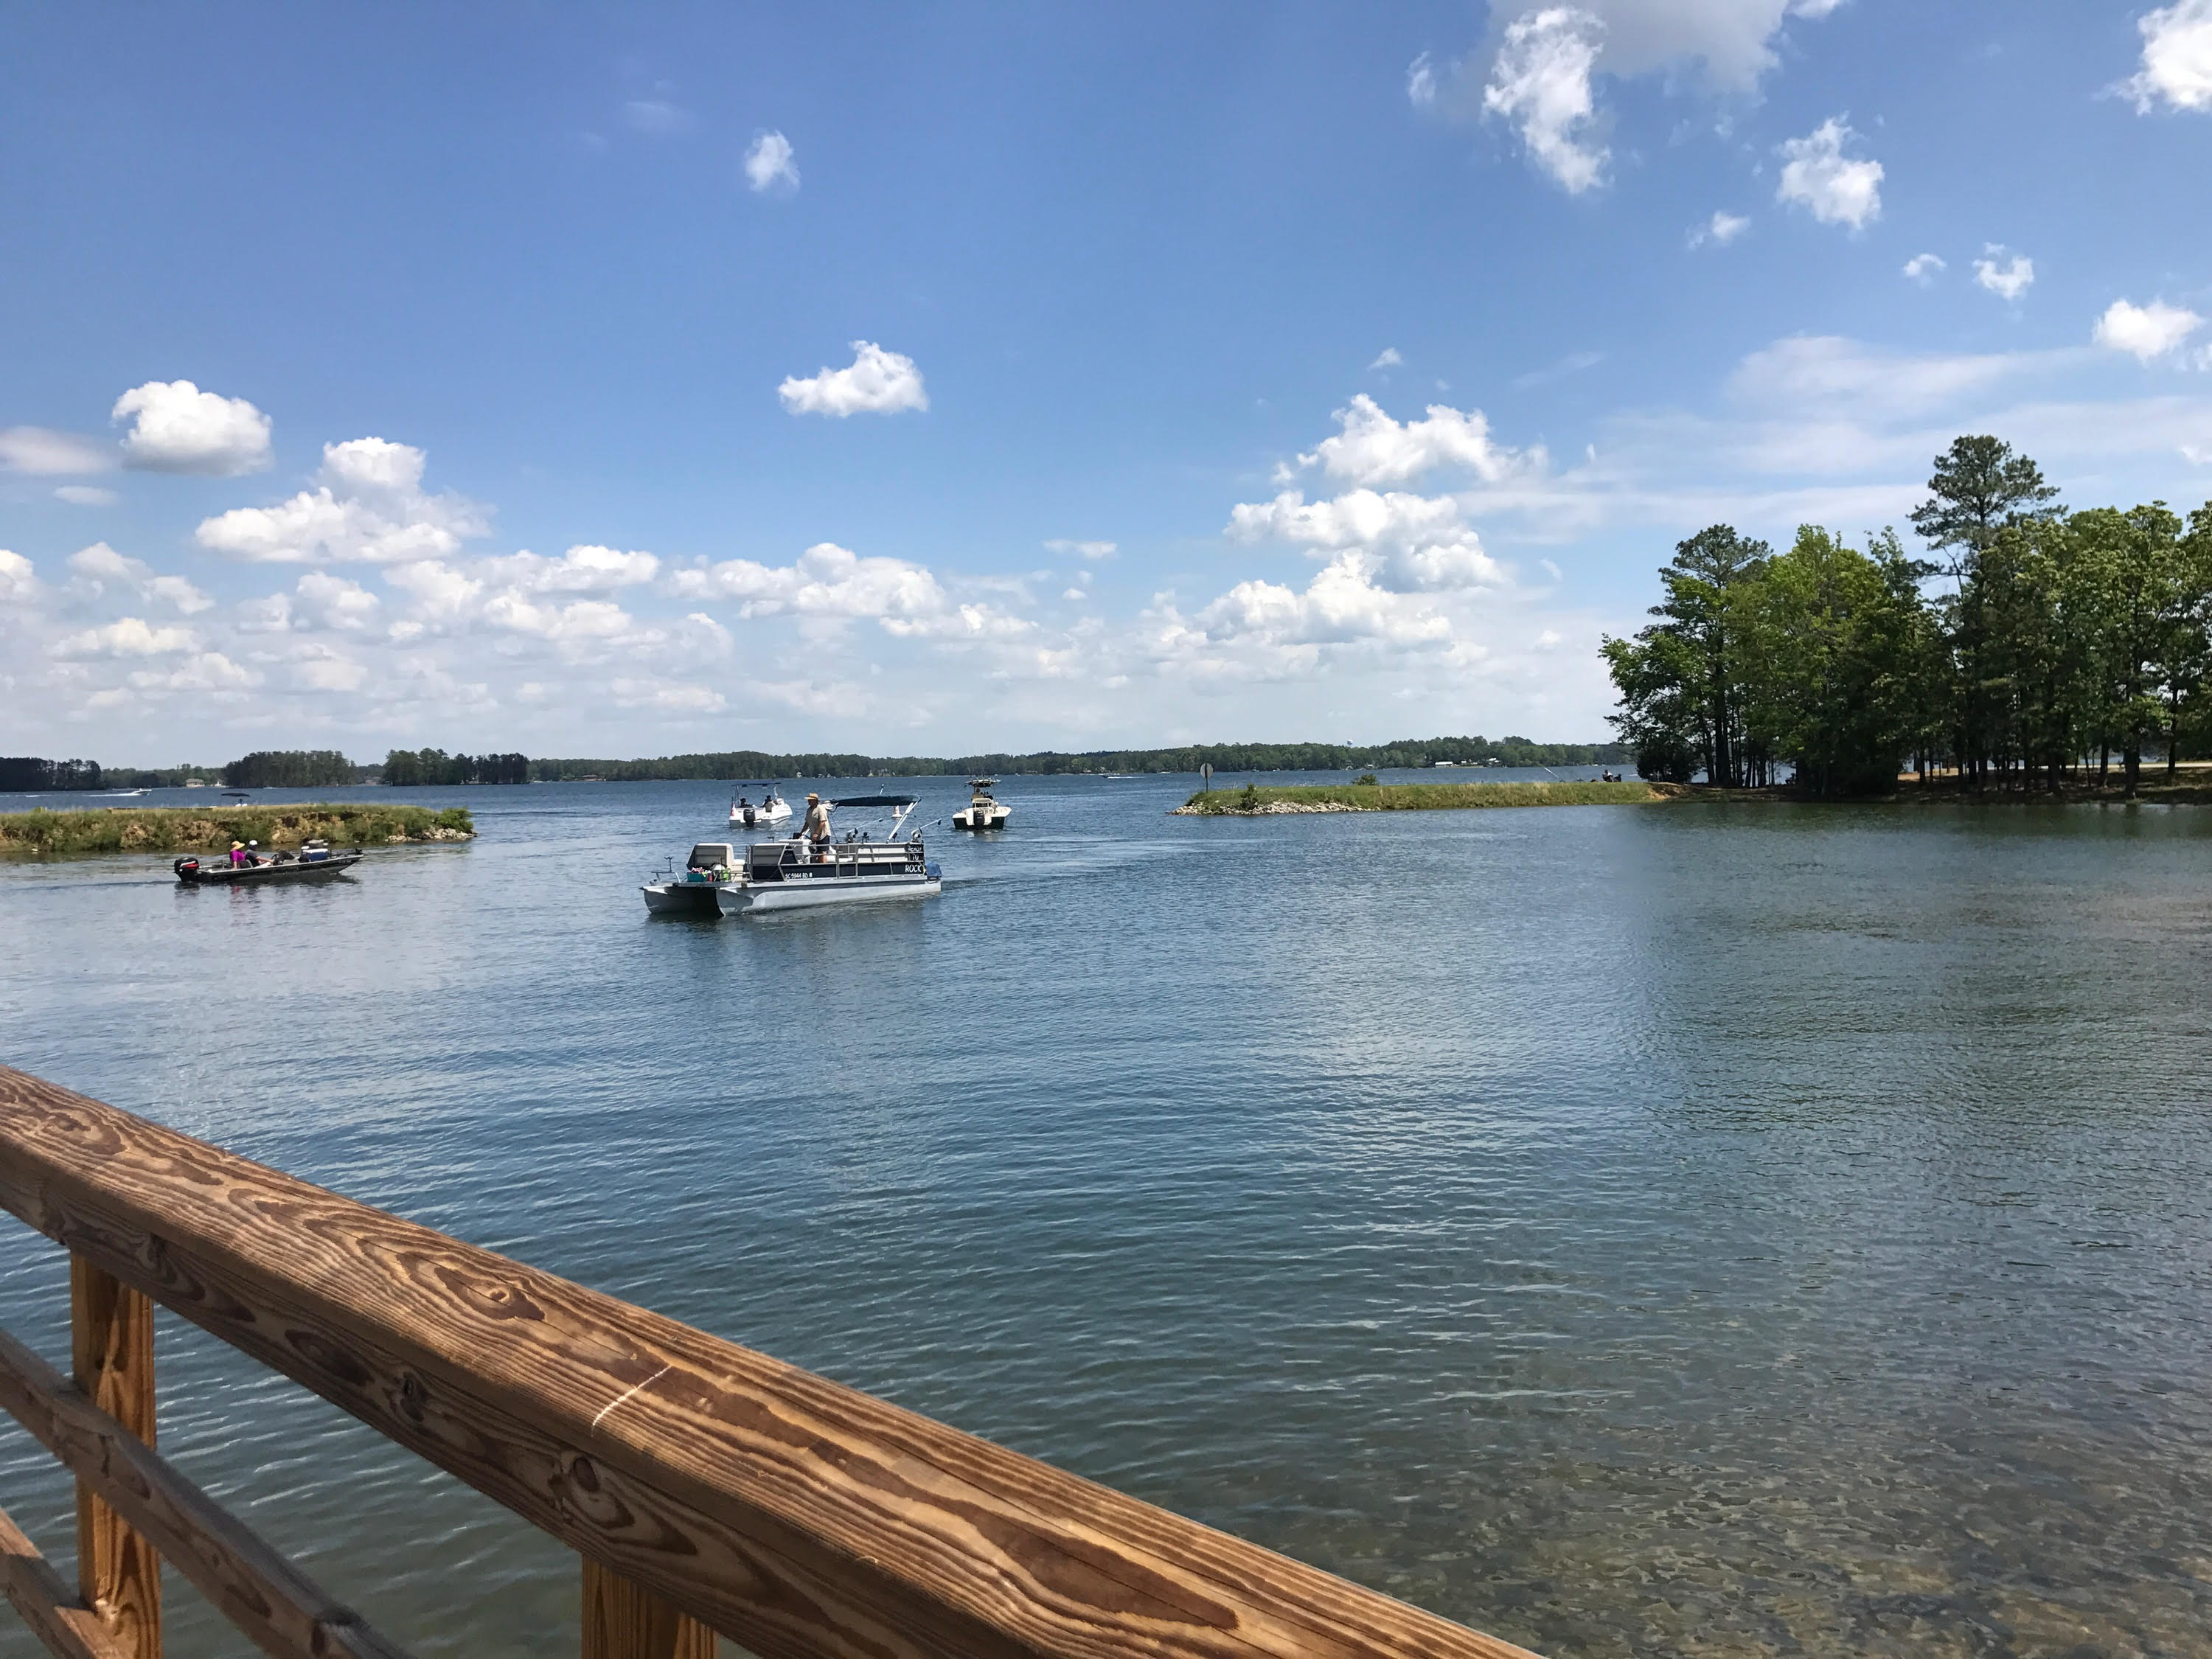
xmin=70 ymin=1257 xmax=159 ymax=1659
xmin=581 ymin=1557 xmax=712 ymax=1659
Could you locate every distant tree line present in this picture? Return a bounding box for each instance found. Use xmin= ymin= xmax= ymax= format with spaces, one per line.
xmin=1603 ymin=436 xmax=2212 ymax=798
xmin=383 ymin=748 xmax=531 ymax=786
xmin=526 ymin=736 xmax=1624 ymax=782
xmin=221 ymin=750 xmax=359 ymax=788
xmin=7 ymin=737 xmax=1621 ymax=796
xmin=0 ymin=757 xmax=105 ymax=791
xmin=104 ymin=765 xmax=223 ymax=787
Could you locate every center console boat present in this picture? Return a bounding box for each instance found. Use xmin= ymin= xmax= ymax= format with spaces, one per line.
xmin=729 ymin=785 xmax=793 ymax=830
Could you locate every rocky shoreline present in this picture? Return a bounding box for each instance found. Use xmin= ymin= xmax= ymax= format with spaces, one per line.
xmin=1168 ymin=799 xmax=1362 ymax=815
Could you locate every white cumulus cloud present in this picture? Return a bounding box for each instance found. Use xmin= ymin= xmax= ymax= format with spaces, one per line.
xmin=65 ymin=542 xmax=212 ymax=613
xmin=2093 ymin=298 xmax=2205 ymax=361
xmin=1228 ymin=490 xmax=1503 ymax=593
xmin=744 ymin=131 xmax=799 ymax=192
xmin=294 ymin=571 xmax=383 ymax=630
xmin=480 ymin=594 xmax=644 ymax=643
xmin=1369 ymin=347 xmax=1405 ymax=369
xmin=2121 ymin=0 xmax=2212 ymax=112
xmin=1973 ymin=246 xmax=2034 ymax=302
xmin=112 ymin=380 xmax=272 ymax=475
xmin=383 ymin=557 xmax=485 ymax=625
xmin=195 ymin=438 xmax=489 ymax=563
xmin=0 ymin=427 xmax=116 ymax=475
xmin=124 ymin=652 xmax=256 ymax=696
xmin=1195 ymin=556 xmax=1454 ymax=653
xmin=778 ymin=342 xmax=928 ymax=417
xmin=1575 ymin=0 xmax=1846 ymax=89
xmin=1902 ymin=252 xmax=1947 ymax=284
xmin=1775 ymin=117 xmax=1882 ymax=229
xmin=1415 ymin=1 xmax=1846 ymax=191
xmin=52 ymin=616 xmax=198 ymax=658
xmin=1689 ymin=210 xmax=1750 ymax=248
xmin=478 ymin=544 xmax=661 ymax=593
xmin=611 ymin=677 xmax=728 ymax=713
xmin=290 ymin=647 xmax=369 ymax=693
xmin=670 ymin=541 xmax=1024 ymax=640
xmin=0 ymin=551 xmax=35 ymax=603
xmin=1294 ymin=394 xmax=1540 ymax=487
xmin=1484 ymin=8 xmax=1610 ymax=194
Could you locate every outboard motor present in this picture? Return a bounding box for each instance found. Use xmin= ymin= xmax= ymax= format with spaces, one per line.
xmin=743 ymin=805 xmax=756 ymax=827
xmin=173 ymin=857 xmax=199 ymax=877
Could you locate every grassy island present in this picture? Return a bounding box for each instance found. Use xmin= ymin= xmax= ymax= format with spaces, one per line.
xmin=0 ymin=803 xmax=475 ymax=856
xmin=1175 ymin=779 xmax=1666 ymax=814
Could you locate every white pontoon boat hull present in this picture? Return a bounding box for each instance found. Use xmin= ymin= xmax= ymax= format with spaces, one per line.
xmin=717 ymin=869 xmax=941 ymax=914
xmin=641 ymin=880 xmax=740 ymax=915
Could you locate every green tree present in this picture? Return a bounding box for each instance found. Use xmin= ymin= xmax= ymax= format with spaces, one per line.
xmin=1600 ymin=525 xmax=1770 ymax=785
xmin=1600 ymin=627 xmax=1703 ymax=782
xmin=2156 ymin=505 xmax=2212 ymax=776
xmin=1911 ymin=437 xmax=2063 ymax=787
xmin=1909 ymin=435 xmax=2062 ymax=577
xmin=222 ymin=750 xmax=355 ymax=788
xmin=1731 ymin=526 xmax=1924 ymax=797
xmin=2072 ymin=504 xmax=2185 ymax=797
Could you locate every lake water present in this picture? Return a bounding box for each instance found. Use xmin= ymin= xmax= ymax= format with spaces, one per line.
xmin=1 ymin=773 xmax=2209 ymax=1658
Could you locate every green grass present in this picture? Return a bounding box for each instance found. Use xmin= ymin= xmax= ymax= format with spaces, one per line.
xmin=0 ymin=803 xmax=475 ymax=855
xmin=1180 ymin=780 xmax=1663 ymax=813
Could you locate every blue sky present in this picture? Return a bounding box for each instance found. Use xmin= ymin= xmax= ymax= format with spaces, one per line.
xmin=4 ymin=1 xmax=2211 ymax=765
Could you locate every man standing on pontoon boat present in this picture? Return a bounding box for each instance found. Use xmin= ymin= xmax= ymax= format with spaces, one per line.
xmin=804 ymin=792 xmax=832 ymax=860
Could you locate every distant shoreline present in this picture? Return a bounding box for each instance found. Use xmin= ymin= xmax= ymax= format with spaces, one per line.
xmin=1174 ymin=780 xmax=1664 ymax=814
xmin=1175 ymin=776 xmax=2212 ymax=815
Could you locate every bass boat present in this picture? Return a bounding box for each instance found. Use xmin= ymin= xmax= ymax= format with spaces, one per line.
xmin=174 ymin=841 xmax=362 ymax=885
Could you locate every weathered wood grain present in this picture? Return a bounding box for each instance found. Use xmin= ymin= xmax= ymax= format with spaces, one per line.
xmin=0 ymin=1499 xmax=133 ymax=1659
xmin=0 ymin=1322 xmax=414 ymax=1659
xmin=70 ymin=1261 xmax=159 ymax=1659
xmin=0 ymin=1068 xmax=1544 ymax=1659
xmin=582 ymin=1557 xmax=715 ymax=1659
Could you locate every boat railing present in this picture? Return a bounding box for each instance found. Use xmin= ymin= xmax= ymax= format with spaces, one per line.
xmin=757 ymin=838 xmax=922 ymax=871
xmin=0 ymin=1066 xmax=1541 ymax=1659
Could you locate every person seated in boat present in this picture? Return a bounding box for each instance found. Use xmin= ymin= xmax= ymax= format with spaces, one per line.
xmin=228 ymin=841 xmax=248 ymax=867
xmin=804 ymin=792 xmax=832 ymax=861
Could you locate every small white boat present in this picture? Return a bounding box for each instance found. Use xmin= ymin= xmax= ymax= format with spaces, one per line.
xmin=952 ymin=778 xmax=1009 ymax=831
xmin=729 ymin=786 xmax=793 ymax=830
xmin=647 ymin=799 xmax=940 ymax=917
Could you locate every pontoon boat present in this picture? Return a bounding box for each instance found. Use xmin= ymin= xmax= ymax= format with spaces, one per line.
xmin=644 ymin=797 xmax=939 ymax=917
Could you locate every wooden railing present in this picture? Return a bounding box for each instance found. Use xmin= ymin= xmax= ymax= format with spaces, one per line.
xmin=0 ymin=1068 xmax=1540 ymax=1659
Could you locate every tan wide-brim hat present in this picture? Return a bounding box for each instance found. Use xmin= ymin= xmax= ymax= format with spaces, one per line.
xmin=807 ymin=793 xmax=821 ymax=801
xmin=230 ymin=841 xmax=243 ymax=849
